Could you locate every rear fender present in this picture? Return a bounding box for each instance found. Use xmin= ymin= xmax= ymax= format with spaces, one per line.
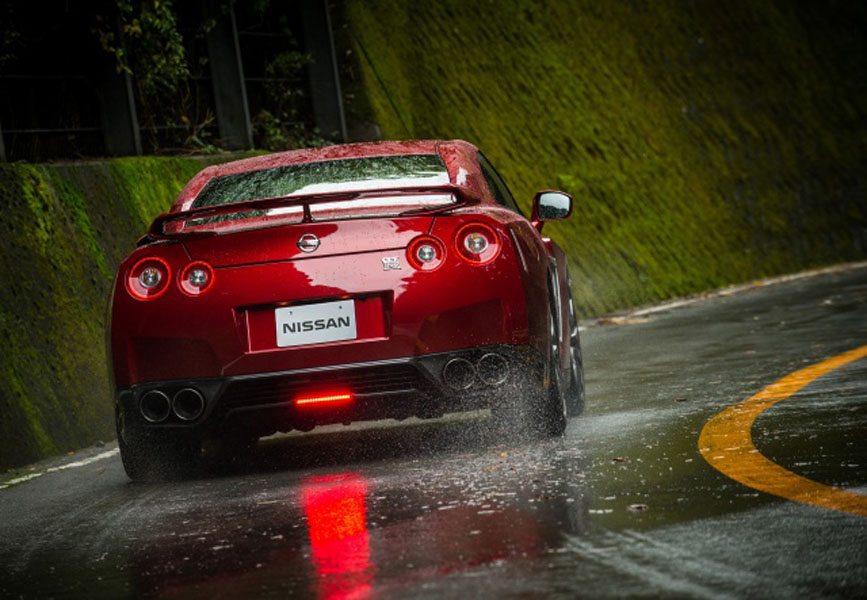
xmin=450 ymin=210 xmax=552 ymax=359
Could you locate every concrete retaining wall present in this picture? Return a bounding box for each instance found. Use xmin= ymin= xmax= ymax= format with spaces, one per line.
xmin=0 ymin=156 xmax=244 ymax=470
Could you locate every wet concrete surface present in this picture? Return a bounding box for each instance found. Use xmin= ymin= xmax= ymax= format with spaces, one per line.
xmin=1 ymin=265 xmax=865 ymax=599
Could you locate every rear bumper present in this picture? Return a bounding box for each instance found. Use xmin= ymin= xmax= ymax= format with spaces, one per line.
xmin=116 ymin=344 xmax=546 ymax=439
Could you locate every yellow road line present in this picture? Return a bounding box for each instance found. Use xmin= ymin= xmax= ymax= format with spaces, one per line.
xmin=699 ymin=346 xmax=867 ymax=517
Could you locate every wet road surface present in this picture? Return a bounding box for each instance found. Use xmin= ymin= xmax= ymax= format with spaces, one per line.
xmin=1 ymin=264 xmax=866 ymax=599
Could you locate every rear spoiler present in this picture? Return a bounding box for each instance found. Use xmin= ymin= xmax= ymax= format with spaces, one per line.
xmin=139 ymin=185 xmax=473 ymax=244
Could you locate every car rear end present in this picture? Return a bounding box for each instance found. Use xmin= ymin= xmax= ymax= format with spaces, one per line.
xmin=109 ymin=153 xmax=549 ymax=465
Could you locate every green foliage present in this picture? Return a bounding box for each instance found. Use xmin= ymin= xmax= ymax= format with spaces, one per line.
xmin=347 ymin=0 xmax=867 ymax=315
xmin=93 ymin=1 xmax=220 ymax=153
xmin=252 ymin=110 xmax=291 ymax=150
xmin=263 ymin=50 xmax=310 ymax=112
xmin=126 ymin=0 xmax=189 ymax=95
xmin=250 ymin=46 xmax=329 ymax=151
xmin=94 ymin=0 xmax=190 ymax=96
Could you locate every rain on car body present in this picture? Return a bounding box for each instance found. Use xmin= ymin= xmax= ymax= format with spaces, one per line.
xmin=108 ymin=140 xmax=585 ymax=480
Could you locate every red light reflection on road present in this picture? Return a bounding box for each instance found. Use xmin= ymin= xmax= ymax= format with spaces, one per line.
xmin=301 ymin=474 xmax=374 ymax=600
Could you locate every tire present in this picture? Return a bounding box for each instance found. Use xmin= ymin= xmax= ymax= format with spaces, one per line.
xmin=565 ymin=286 xmax=586 ymax=417
xmin=535 ymin=305 xmax=567 ymax=437
xmin=117 ymin=408 xmax=201 ymax=482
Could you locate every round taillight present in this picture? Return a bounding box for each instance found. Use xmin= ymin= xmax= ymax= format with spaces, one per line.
xmin=455 ymin=222 xmax=500 ymax=265
xmin=179 ymin=261 xmax=215 ymax=296
xmin=126 ymin=257 xmax=171 ymax=300
xmin=407 ymin=236 xmax=446 ymax=271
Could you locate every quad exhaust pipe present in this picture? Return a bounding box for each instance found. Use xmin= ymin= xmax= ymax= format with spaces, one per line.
xmin=442 ymin=353 xmax=510 ymax=390
xmin=172 ymin=388 xmax=205 ymax=421
xmin=140 ymin=390 xmax=171 ymax=423
xmin=139 ymin=387 xmax=205 ymax=423
xmin=443 ymin=358 xmax=475 ymax=390
xmin=476 ymin=353 xmax=509 ymax=386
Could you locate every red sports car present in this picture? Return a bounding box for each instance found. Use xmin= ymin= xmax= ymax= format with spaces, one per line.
xmin=109 ymin=140 xmax=584 ymax=480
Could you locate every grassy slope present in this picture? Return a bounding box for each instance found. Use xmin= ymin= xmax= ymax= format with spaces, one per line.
xmin=347 ymin=0 xmax=867 ymax=315
xmin=0 ymin=156 xmax=243 ymax=470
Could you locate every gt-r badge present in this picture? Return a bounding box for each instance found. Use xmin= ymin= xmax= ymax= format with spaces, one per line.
xmin=382 ymin=256 xmax=402 ymax=271
xmin=297 ymin=233 xmax=320 ymax=253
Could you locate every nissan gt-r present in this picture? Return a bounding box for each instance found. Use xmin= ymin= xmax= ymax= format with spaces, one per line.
xmin=108 ymin=140 xmax=584 ymax=480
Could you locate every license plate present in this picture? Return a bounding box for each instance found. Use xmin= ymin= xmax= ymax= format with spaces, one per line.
xmin=275 ymin=300 xmax=357 ymax=348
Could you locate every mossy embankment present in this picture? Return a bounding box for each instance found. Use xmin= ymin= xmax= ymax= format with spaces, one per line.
xmin=0 ymin=155 xmax=247 ymax=471
xmin=347 ymin=0 xmax=867 ymax=315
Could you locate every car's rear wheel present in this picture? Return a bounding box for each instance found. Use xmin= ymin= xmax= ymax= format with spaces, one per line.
xmin=534 ymin=305 xmax=567 ymax=437
xmin=117 ymin=408 xmax=201 ymax=482
xmin=565 ymin=284 xmax=585 ymax=417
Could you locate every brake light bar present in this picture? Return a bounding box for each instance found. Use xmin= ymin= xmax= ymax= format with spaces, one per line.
xmin=295 ymin=393 xmax=353 ymax=407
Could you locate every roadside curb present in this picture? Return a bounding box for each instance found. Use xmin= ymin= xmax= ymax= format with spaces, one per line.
xmin=581 ymin=260 xmax=867 ymax=329
xmin=0 ymin=442 xmax=119 ymax=489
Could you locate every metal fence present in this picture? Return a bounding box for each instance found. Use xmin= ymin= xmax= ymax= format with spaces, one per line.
xmin=0 ymin=0 xmax=345 ymax=162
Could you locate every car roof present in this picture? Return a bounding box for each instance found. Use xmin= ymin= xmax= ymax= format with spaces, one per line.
xmin=172 ymin=139 xmax=491 ymax=212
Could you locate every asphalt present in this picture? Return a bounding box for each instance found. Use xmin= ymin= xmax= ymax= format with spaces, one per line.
xmin=1 ymin=263 xmax=865 ymax=599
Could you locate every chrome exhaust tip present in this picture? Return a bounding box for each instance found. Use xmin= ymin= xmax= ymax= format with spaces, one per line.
xmin=442 ymin=358 xmax=476 ymax=391
xmin=172 ymin=388 xmax=205 ymax=421
xmin=476 ymin=353 xmax=509 ymax=386
xmin=140 ymin=390 xmax=171 ymax=423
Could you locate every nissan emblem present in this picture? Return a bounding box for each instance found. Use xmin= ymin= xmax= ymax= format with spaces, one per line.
xmin=297 ymin=233 xmax=320 ymax=253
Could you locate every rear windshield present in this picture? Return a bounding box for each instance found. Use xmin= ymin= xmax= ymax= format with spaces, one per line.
xmin=192 ymin=154 xmax=451 ymax=209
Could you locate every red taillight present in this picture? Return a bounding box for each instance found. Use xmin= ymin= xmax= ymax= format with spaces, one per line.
xmin=407 ymin=235 xmax=446 ymax=271
xmin=179 ymin=260 xmax=215 ymax=296
xmin=126 ymin=257 xmax=171 ymax=300
xmin=455 ymin=222 xmax=500 ymax=265
xmin=296 ymin=392 xmax=353 ymax=407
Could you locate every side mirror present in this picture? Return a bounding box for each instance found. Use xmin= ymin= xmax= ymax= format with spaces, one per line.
xmin=531 ymin=190 xmax=572 ymax=232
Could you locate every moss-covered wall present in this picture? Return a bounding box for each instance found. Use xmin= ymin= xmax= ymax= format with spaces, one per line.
xmin=347 ymin=0 xmax=867 ymax=315
xmin=0 ymin=155 xmax=248 ymax=471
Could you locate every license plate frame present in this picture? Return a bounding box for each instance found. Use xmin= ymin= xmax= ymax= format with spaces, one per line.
xmin=275 ymin=299 xmax=357 ymax=348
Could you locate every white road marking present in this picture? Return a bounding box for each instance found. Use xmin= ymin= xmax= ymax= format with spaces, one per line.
xmin=0 ymin=448 xmax=119 ymax=490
